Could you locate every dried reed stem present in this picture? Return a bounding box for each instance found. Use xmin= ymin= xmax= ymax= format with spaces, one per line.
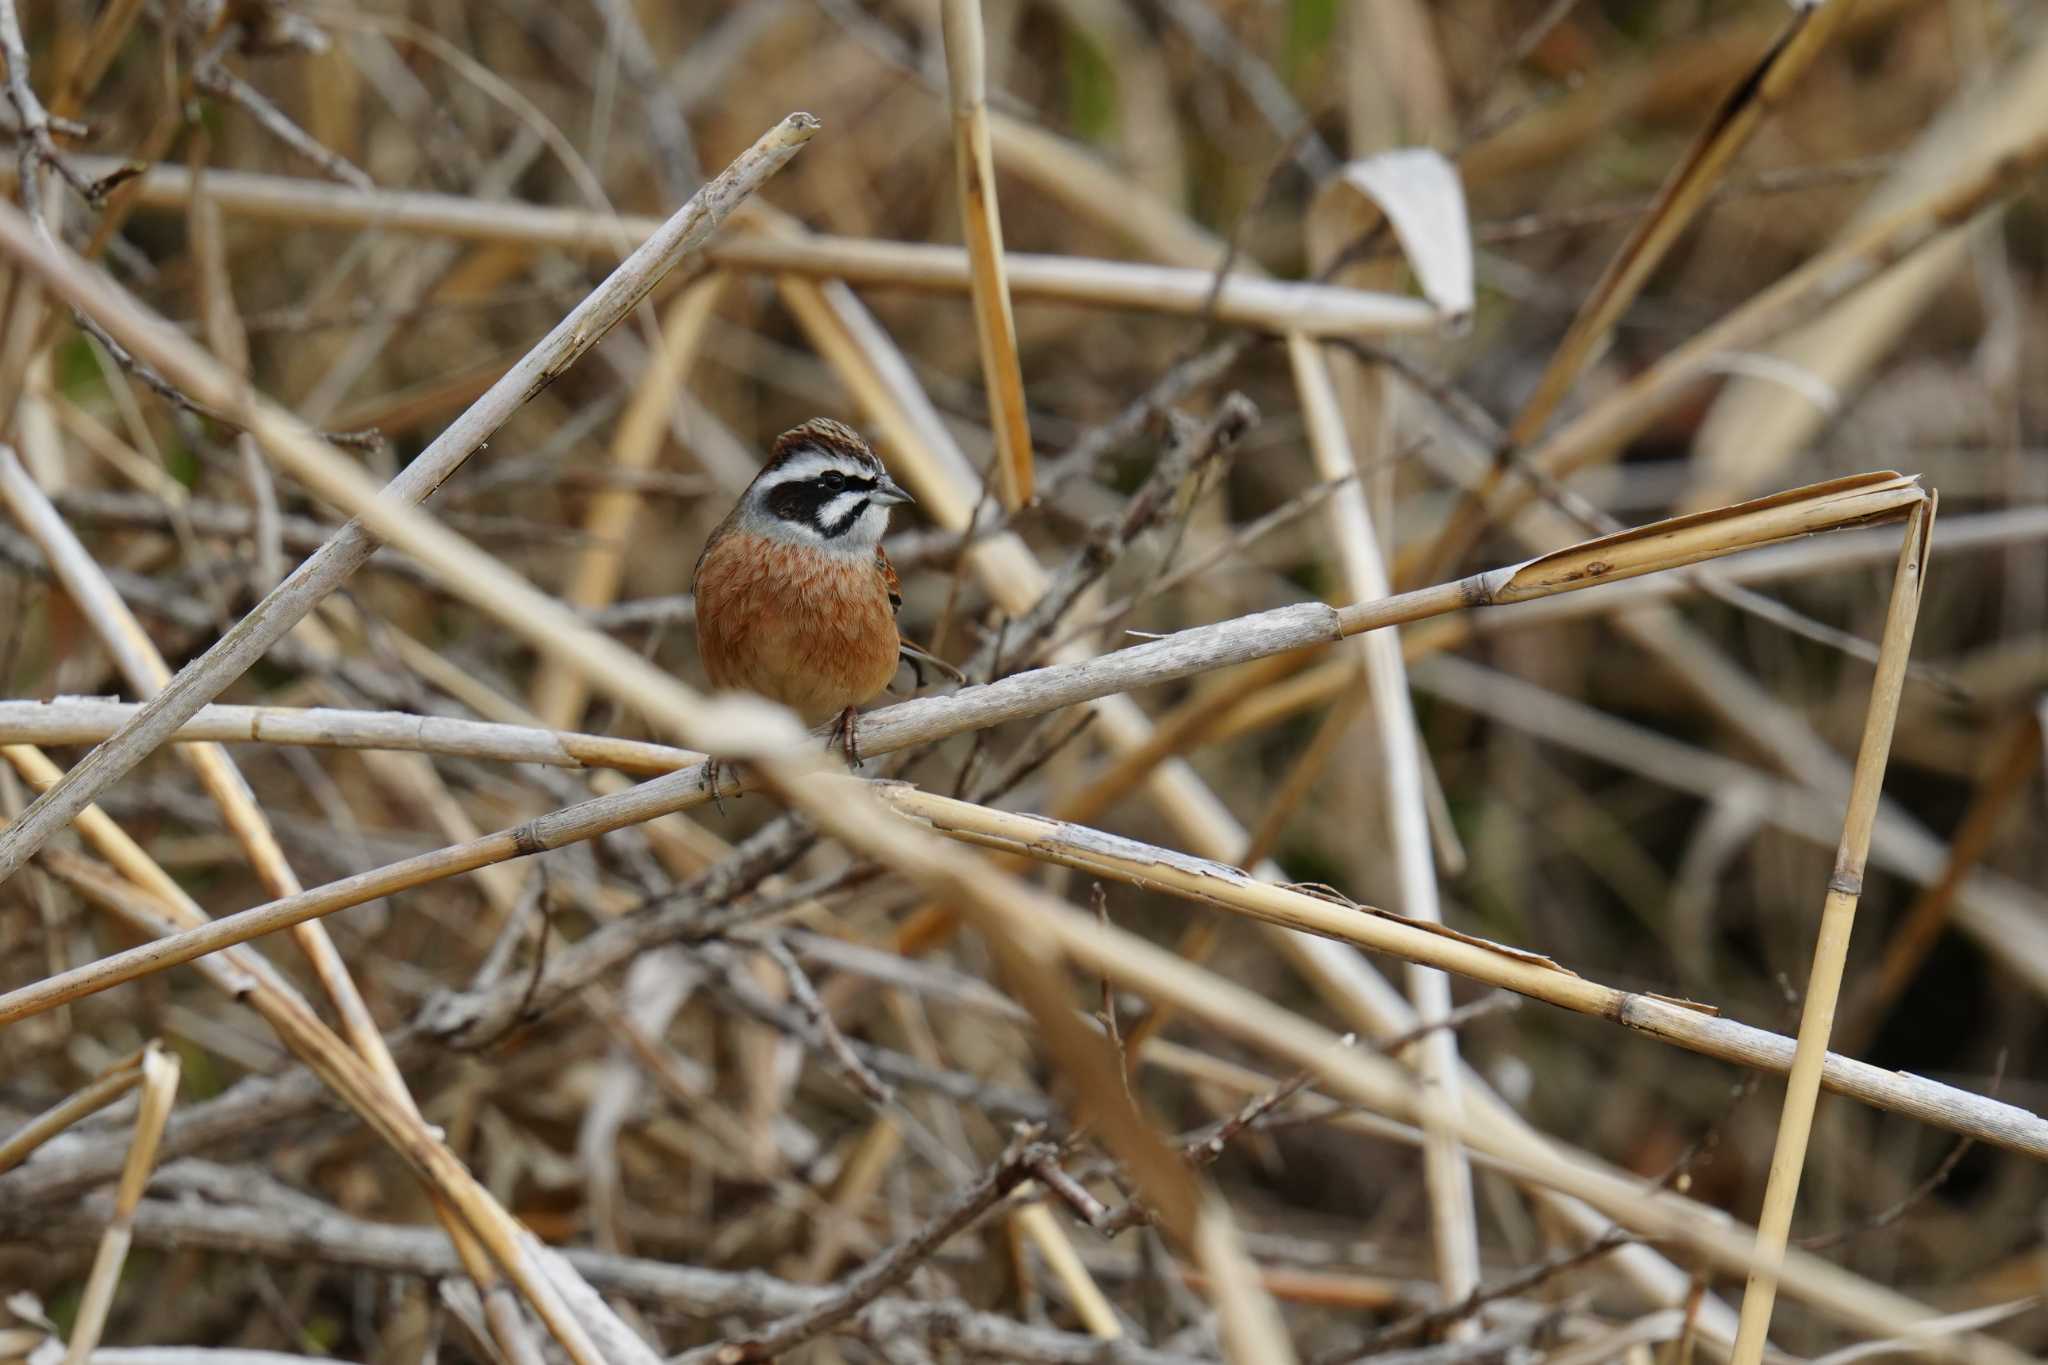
xmin=0 ymin=478 xmax=1931 ymax=1020
xmin=1410 ymin=124 xmax=2048 ymax=582
xmin=867 ymin=783 xmax=2048 ymax=1160
xmin=0 ymin=1047 xmax=145 ymax=1175
xmin=0 ymin=445 xmax=552 ymax=1365
xmin=939 ymin=0 xmax=1033 ymax=508
xmin=0 ymin=698 xmax=702 ymax=772
xmin=530 ymin=276 xmax=726 ymax=729
xmin=8 ymin=157 xmax=1446 ymax=336
xmin=61 ymin=1041 xmax=178 ymax=1365
xmin=1729 ymin=496 xmax=1936 ymax=1364
xmin=0 ymin=111 xmax=819 ymax=884
xmin=1290 ymin=331 xmax=1480 ymax=1324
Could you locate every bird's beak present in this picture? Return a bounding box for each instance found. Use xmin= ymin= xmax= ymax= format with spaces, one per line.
xmin=873 ymin=474 xmax=915 ymax=507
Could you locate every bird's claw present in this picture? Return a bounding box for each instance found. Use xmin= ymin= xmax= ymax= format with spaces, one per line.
xmin=703 ymin=757 xmax=735 ymax=816
xmin=829 ymin=707 xmax=864 ymax=769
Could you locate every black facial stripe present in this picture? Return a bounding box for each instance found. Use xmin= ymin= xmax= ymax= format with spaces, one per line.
xmin=764 ymin=472 xmax=880 ymax=533
xmin=819 ymin=499 xmax=872 ymax=539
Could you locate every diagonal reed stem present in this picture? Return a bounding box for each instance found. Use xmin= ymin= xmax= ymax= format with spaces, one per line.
xmin=0 ymin=111 xmax=819 ymax=887
xmin=1729 ymin=495 xmax=1936 ymax=1363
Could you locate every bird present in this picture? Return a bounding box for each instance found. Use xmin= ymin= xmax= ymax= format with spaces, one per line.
xmin=692 ymin=418 xmax=958 ymax=801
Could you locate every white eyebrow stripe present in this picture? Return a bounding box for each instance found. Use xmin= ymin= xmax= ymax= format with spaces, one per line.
xmin=756 ymin=448 xmax=883 ymax=492
xmin=758 ymin=451 xmax=836 ymax=488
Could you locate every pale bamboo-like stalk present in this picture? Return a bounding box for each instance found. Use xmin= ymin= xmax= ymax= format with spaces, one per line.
xmin=1289 ymin=331 xmax=1479 ymax=1323
xmin=939 ymin=0 xmax=1033 ymax=509
xmin=0 ymin=698 xmax=704 ymax=772
xmin=1730 ymin=497 xmax=1936 ymax=1364
xmin=530 ymin=275 xmax=727 ymax=729
xmin=62 ymin=1041 xmax=178 ymax=1365
xmin=7 ymin=157 xmax=1443 ymax=337
xmin=0 ymin=111 xmax=820 ymax=885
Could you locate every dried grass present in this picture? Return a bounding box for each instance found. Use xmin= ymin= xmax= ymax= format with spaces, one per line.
xmin=0 ymin=3 xmax=2043 ymax=1363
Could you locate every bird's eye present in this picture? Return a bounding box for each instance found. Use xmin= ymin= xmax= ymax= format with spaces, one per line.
xmin=821 ymin=471 xmax=847 ymax=491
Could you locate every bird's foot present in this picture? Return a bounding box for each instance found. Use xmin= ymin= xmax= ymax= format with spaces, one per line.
xmin=827 ymin=706 xmax=863 ymax=769
xmin=702 ymin=757 xmax=738 ymax=816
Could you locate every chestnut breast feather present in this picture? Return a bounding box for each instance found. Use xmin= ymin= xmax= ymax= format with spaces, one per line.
xmin=694 ymin=531 xmax=902 ymax=726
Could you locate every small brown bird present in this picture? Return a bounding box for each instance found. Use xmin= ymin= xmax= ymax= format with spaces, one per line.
xmin=693 ymin=419 xmax=951 ymax=791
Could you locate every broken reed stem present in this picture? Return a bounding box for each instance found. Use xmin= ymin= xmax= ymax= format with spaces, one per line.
xmin=63 ymin=1041 xmax=178 ymax=1365
xmin=0 ymin=111 xmax=819 ymax=886
xmin=1729 ymin=496 xmax=1935 ymax=1365
xmin=9 ymin=157 xmax=1446 ymax=337
xmin=1289 ymin=331 xmax=1480 ymax=1324
xmin=939 ymin=0 xmax=1034 ymax=509
xmin=0 ymin=1047 xmax=146 ymax=1175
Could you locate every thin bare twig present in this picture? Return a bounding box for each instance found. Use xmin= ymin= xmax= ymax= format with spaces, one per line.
xmin=703 ymin=1130 xmax=1057 ymax=1362
xmin=765 ymin=937 xmax=895 ymax=1107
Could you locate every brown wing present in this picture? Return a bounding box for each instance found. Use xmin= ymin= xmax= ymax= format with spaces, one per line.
xmin=874 ymin=545 xmax=903 ymax=615
xmin=874 ymin=545 xmax=966 ymax=686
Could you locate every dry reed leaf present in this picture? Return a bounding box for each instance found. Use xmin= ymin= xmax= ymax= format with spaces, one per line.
xmin=1315 ymin=148 xmax=1474 ymax=324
